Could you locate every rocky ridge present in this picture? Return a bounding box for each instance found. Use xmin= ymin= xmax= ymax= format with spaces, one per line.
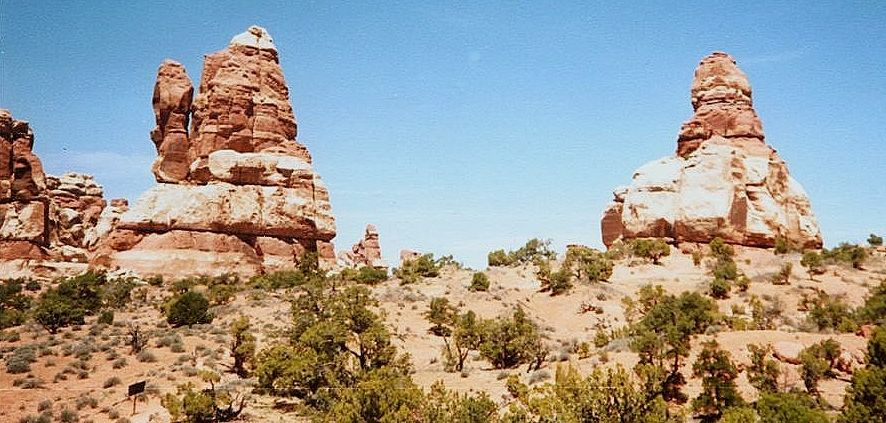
xmin=601 ymin=52 xmax=822 ymax=249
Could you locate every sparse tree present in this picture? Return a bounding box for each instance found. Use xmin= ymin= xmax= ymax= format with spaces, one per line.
xmin=692 ymin=340 xmax=744 ymax=420
xmin=746 ymin=343 xmax=780 ymax=394
xmin=128 ymin=322 xmax=149 ymax=354
xmin=800 ymin=251 xmax=825 ymax=280
xmin=424 ymin=297 xmax=457 ymax=337
xmin=229 ymin=316 xmax=256 ymax=378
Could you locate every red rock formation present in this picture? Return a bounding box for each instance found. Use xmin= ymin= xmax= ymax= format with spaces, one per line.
xmin=340 ymin=224 xmax=387 ymax=268
xmin=47 ymin=173 xmax=107 ymax=262
xmin=601 ymin=53 xmax=822 ymax=250
xmin=151 ymin=60 xmax=194 ymax=183
xmin=0 ymin=109 xmax=49 ymax=261
xmin=95 ymin=26 xmax=336 ymax=277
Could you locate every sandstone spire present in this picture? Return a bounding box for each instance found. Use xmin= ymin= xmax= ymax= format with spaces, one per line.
xmin=601 ymin=53 xmax=822 ymax=250
xmin=94 ymin=26 xmax=337 ymax=277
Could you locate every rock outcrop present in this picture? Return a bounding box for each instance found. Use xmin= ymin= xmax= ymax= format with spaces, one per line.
xmin=0 ymin=109 xmax=49 ymax=262
xmin=47 ymin=173 xmax=107 ymax=262
xmin=95 ymin=26 xmax=336 ymax=277
xmin=601 ymin=52 xmax=822 ymax=250
xmin=339 ymin=224 xmax=387 ymax=269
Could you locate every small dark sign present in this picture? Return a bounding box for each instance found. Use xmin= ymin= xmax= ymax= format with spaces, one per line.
xmin=128 ymin=381 xmax=146 ymax=397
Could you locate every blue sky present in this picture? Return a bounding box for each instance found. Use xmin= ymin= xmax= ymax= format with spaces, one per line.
xmin=2 ymin=1 xmax=884 ymax=268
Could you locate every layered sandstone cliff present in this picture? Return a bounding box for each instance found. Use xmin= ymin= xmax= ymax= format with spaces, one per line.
xmin=95 ymin=26 xmax=336 ymax=277
xmin=601 ymin=52 xmax=822 ymax=249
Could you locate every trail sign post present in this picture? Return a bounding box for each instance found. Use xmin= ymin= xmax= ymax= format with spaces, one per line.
xmin=128 ymin=380 xmax=146 ymax=415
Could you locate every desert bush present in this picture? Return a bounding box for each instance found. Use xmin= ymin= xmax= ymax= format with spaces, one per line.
xmin=771 ymin=262 xmax=793 ymax=285
xmin=424 ymin=297 xmax=457 ymax=337
xmin=631 ymin=290 xmax=718 ymax=403
xmin=32 ymin=290 xmax=85 ymax=334
xmin=229 ymin=316 xmax=255 ymax=378
xmin=517 ymin=364 xmax=670 ymax=422
xmin=253 ymin=276 xmax=410 ymax=410
xmin=799 ymin=338 xmax=841 ymax=395
xmin=0 ymin=279 xmax=31 ymax=329
xmin=629 ymin=238 xmax=671 ymax=264
xmin=97 ymin=310 xmax=114 ymax=325
xmin=128 ymin=323 xmax=149 ymax=353
xmin=478 ymin=307 xmax=543 ymax=369
xmin=746 ymin=343 xmax=780 ymax=394
xmin=709 ymin=278 xmax=731 ymax=299
xmin=166 ymin=291 xmax=213 ymax=327
xmin=805 ymin=290 xmax=856 ymax=332
xmin=773 ymin=236 xmax=794 ymax=255
xmin=340 ymin=266 xmax=388 ymax=285
xmin=161 ymin=371 xmax=248 ymax=423
xmin=469 ymin=272 xmax=490 ymax=292
xmin=709 ymin=237 xmax=735 ymax=261
xmin=823 ymin=243 xmax=867 ymax=269
xmin=691 ymin=340 xmax=744 ymax=419
xmin=868 ymin=233 xmax=883 ymax=247
xmin=394 ymin=253 xmax=441 ymax=284
xmin=444 ymin=310 xmax=483 ymax=372
xmin=756 ymin=392 xmax=829 ymax=423
xmin=248 ymin=270 xmax=305 ymax=290
xmin=137 ymin=350 xmax=157 ymax=363
xmin=6 ymin=344 xmax=37 ymax=373
xmin=487 ymin=238 xmax=557 ymax=267
xmin=103 ymin=376 xmax=121 ymax=388
xmin=841 ymin=326 xmax=886 ymax=422
xmin=800 ymin=251 xmax=825 ymax=279
xmin=855 ymin=279 xmax=886 ymax=326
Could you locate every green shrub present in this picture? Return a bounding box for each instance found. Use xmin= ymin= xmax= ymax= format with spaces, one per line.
xmin=746 ymin=343 xmax=780 ymax=394
xmin=774 ymin=236 xmax=792 ymax=255
xmin=487 ymin=249 xmax=512 ymax=267
xmin=0 ymin=279 xmax=31 ymax=329
xmin=249 ymin=270 xmax=305 ymax=290
xmin=518 ymin=364 xmax=670 ymax=422
xmin=469 ymin=272 xmax=490 ymax=292
xmin=709 ymin=237 xmax=735 ymax=261
xmin=424 ymin=297 xmax=457 ymax=337
xmin=806 ymin=291 xmax=856 ymax=332
xmin=799 ymin=339 xmax=841 ymax=395
xmin=841 ymin=326 xmax=886 ymax=422
xmin=341 ymin=266 xmax=388 ymax=285
xmin=478 ymin=307 xmax=543 ymax=369
xmin=161 ymin=371 xmax=247 ymax=423
xmin=823 ymin=243 xmax=867 ymax=269
xmin=868 ymin=233 xmax=883 ymax=247
xmin=230 ymin=316 xmax=256 ymax=377
xmin=165 ymin=291 xmax=213 ymax=327
xmin=756 ymin=392 xmax=829 ymax=423
xmin=487 ymin=238 xmax=556 ymax=267
xmin=710 ymin=278 xmax=731 ymax=299
xmin=771 ymin=262 xmax=793 ymax=285
xmin=856 ymin=280 xmax=886 ymax=326
xmin=691 ymin=340 xmax=744 ymax=419
xmin=800 ymin=251 xmax=825 ymax=279
xmin=97 ymin=310 xmax=114 ymax=325
xmin=629 ymin=238 xmax=671 ymax=264
xmin=394 ymin=253 xmax=441 ymax=284
xmin=6 ymin=345 xmax=37 ymax=374
xmin=33 ymin=290 xmax=86 ymax=333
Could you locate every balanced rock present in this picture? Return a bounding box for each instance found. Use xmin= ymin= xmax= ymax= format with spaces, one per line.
xmin=340 ymin=224 xmax=387 ymax=269
xmin=95 ymin=26 xmax=336 ymax=277
xmin=601 ymin=52 xmax=822 ymax=249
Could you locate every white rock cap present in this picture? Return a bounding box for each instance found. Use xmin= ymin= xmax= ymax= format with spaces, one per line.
xmin=230 ymin=25 xmax=276 ymax=51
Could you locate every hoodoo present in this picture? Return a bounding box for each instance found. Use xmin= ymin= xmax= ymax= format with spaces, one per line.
xmin=601 ymin=52 xmax=822 ymax=249
xmin=93 ymin=26 xmax=336 ymax=277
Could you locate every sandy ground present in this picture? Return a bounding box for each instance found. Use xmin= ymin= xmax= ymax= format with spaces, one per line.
xmin=1 ymin=247 xmax=883 ymax=421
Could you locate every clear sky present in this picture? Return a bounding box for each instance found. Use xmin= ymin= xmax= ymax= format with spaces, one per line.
xmin=2 ymin=1 xmax=884 ymax=268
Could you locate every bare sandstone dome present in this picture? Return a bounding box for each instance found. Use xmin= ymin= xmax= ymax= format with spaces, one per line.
xmin=94 ymin=26 xmax=337 ymax=277
xmin=601 ymin=52 xmax=822 ymax=249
